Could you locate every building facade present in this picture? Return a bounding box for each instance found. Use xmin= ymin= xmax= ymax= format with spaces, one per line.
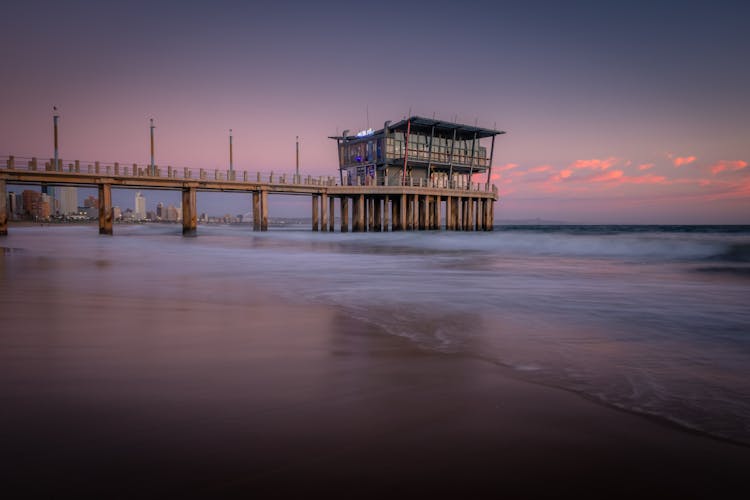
xmin=330 ymin=116 xmax=504 ymax=188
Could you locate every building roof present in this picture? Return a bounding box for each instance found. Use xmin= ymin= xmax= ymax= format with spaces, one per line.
xmin=330 ymin=116 xmax=505 ymax=141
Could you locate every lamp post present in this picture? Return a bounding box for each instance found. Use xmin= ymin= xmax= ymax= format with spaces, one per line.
xmin=149 ymin=118 xmax=155 ymax=176
xmin=53 ymin=106 xmax=59 ymax=171
xmin=229 ymin=129 xmax=233 ymax=174
xmin=295 ymin=136 xmax=300 ymax=180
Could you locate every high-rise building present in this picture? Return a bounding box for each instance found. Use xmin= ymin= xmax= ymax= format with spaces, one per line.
xmin=135 ymin=192 xmax=146 ymax=220
xmin=56 ymin=187 xmax=78 ymax=215
xmin=83 ymin=195 xmax=98 ymax=208
xmin=156 ymin=202 xmax=164 ymax=220
xmin=166 ymin=204 xmax=178 ymax=222
xmin=7 ymin=192 xmax=18 ymax=220
xmin=22 ymin=190 xmax=40 ymax=217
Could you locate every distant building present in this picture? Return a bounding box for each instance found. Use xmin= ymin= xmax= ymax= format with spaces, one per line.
xmin=83 ymin=195 xmax=98 ymax=209
xmin=21 ymin=190 xmax=51 ymax=219
xmin=56 ymin=186 xmax=78 ymax=215
xmin=113 ymin=206 xmax=122 ymax=221
xmin=7 ymin=192 xmax=18 ymax=220
xmin=166 ymin=204 xmax=178 ymax=222
xmin=156 ymin=202 xmax=164 ymax=220
xmin=134 ymin=192 xmax=146 ymax=220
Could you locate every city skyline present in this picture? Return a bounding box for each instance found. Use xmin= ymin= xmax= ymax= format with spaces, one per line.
xmin=1 ymin=1 xmax=748 ymax=223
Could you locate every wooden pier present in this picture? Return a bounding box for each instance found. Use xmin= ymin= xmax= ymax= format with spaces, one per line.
xmin=0 ymin=155 xmax=497 ymax=236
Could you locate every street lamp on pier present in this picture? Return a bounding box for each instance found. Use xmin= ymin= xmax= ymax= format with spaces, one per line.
xmin=149 ymin=118 xmax=155 ymax=176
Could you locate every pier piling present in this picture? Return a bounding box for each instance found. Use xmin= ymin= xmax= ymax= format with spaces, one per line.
xmin=181 ymin=187 xmax=197 ymax=236
xmin=0 ymin=180 xmax=7 ymax=236
xmin=98 ymin=183 xmax=113 ymax=235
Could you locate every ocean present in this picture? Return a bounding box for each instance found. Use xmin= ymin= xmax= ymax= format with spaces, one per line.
xmin=2 ymin=223 xmax=749 ymax=446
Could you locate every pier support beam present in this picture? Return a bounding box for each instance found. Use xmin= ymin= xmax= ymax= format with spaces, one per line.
xmin=488 ymin=199 xmax=494 ymax=231
xmin=261 ymin=190 xmax=269 ymax=231
xmin=356 ymin=194 xmax=365 ymax=232
xmin=329 ymin=196 xmax=335 ymax=232
xmin=0 ymin=180 xmax=7 ymax=236
xmin=412 ymin=194 xmax=419 ymax=230
xmin=98 ymin=183 xmax=113 ymax=235
xmin=181 ymin=186 xmax=197 ymax=236
xmin=373 ymin=197 xmax=382 ymax=232
xmin=445 ymin=196 xmax=452 ymax=230
xmin=368 ymin=197 xmax=374 ymax=231
xmin=434 ymin=195 xmax=441 ymax=230
xmin=252 ymin=191 xmax=260 ymax=231
xmin=420 ymin=196 xmax=428 ymax=230
xmin=392 ymin=196 xmax=400 ymax=231
xmin=321 ymin=193 xmax=328 ymax=232
xmin=383 ymin=195 xmax=390 ymax=232
xmin=341 ymin=197 xmax=349 ymax=233
xmin=400 ymin=194 xmax=407 ymax=231
xmin=312 ymin=195 xmax=319 ymax=231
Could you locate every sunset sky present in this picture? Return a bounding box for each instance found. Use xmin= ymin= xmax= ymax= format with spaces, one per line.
xmin=2 ymin=0 xmax=748 ymax=223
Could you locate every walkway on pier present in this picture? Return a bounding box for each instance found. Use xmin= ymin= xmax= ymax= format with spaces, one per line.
xmin=0 ymin=155 xmax=497 ymax=236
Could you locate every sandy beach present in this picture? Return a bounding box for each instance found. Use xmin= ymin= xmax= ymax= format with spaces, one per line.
xmin=1 ymin=264 xmax=748 ymax=498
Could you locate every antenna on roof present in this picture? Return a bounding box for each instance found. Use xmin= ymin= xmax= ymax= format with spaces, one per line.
xmin=432 ymin=112 xmax=436 ymax=119
xmin=366 ymin=104 xmax=370 ymax=130
xmin=408 ymin=107 xmax=412 ymax=118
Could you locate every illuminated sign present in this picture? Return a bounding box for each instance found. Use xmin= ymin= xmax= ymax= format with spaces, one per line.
xmin=356 ymin=128 xmax=374 ymax=137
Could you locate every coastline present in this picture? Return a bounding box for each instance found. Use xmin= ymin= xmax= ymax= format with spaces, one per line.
xmin=1 ymin=259 xmax=748 ymax=498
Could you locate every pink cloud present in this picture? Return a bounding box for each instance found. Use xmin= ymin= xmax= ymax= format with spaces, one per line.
xmin=570 ymin=157 xmax=618 ymax=170
xmin=623 ymin=174 xmax=668 ymax=185
xmin=710 ymin=160 xmax=747 ymax=175
xmin=591 ymin=170 xmax=624 ymax=182
xmin=528 ymin=165 xmax=552 ymax=173
xmin=496 ymin=163 xmax=520 ymax=171
xmin=672 ymin=155 xmax=696 ymax=167
xmin=638 ymin=163 xmax=655 ymax=171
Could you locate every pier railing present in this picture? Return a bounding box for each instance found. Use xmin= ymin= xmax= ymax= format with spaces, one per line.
xmin=1 ymin=155 xmax=497 ymax=194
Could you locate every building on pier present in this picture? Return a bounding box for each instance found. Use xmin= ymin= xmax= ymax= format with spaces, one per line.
xmin=330 ymin=116 xmax=505 ymax=187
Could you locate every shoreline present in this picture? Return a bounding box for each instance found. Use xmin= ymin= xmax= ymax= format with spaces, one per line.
xmin=1 ymin=230 xmax=749 ymax=496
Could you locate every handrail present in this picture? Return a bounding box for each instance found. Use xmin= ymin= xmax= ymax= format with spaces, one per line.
xmin=1 ymin=155 xmax=497 ymax=193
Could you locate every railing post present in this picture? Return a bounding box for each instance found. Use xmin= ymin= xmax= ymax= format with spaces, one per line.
xmin=114 ymin=162 xmax=119 ymax=175
xmin=6 ymin=156 xmax=14 ymax=169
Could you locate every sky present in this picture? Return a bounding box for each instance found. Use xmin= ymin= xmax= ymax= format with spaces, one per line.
xmin=1 ymin=0 xmax=748 ymax=223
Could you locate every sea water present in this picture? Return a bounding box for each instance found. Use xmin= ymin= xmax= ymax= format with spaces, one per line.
xmin=2 ymin=224 xmax=749 ymax=444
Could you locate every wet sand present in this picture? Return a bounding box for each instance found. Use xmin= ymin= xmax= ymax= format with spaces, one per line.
xmin=1 ymin=258 xmax=749 ymax=498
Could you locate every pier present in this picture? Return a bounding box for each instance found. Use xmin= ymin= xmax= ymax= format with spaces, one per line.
xmin=0 ymin=155 xmax=496 ymax=236
xmin=1 ymin=116 xmax=503 ymax=236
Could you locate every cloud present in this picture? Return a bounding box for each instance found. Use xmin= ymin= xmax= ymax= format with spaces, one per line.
xmin=528 ymin=165 xmax=552 ymax=173
xmin=710 ymin=160 xmax=747 ymax=175
xmin=570 ymin=157 xmax=618 ymax=170
xmin=638 ymin=163 xmax=655 ymax=171
xmin=496 ymin=163 xmax=520 ymax=171
xmin=591 ymin=170 xmax=624 ymax=182
xmin=622 ymin=174 xmax=668 ymax=185
xmin=672 ymin=155 xmax=696 ymax=167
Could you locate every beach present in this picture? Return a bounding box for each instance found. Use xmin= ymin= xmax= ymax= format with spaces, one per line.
xmin=1 ymin=225 xmax=749 ymax=497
